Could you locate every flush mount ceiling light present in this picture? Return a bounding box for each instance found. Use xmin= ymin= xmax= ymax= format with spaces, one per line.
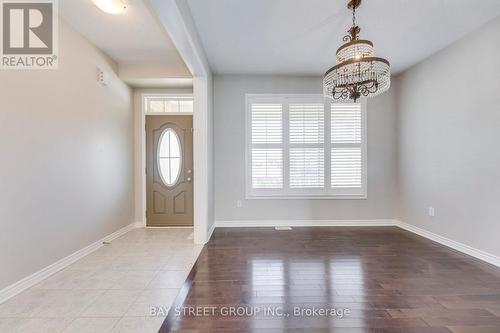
xmin=323 ymin=0 xmax=390 ymax=102
xmin=92 ymin=0 xmax=127 ymax=14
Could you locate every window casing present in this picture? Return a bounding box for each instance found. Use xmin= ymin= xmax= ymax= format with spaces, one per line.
xmin=246 ymin=94 xmax=367 ymax=199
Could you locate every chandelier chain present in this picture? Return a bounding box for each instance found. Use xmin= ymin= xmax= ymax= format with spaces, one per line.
xmin=352 ymin=4 xmax=356 ymax=28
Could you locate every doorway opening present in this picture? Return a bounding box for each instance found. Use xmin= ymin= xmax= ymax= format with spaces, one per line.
xmin=139 ymin=93 xmax=194 ymax=227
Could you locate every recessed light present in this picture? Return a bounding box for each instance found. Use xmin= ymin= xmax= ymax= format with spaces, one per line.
xmin=92 ymin=0 xmax=127 ymax=15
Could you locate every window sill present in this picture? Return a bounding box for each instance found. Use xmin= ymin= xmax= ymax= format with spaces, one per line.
xmin=245 ymin=195 xmax=367 ymax=200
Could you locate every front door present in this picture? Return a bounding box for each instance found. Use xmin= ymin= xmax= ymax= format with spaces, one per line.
xmin=146 ymin=115 xmax=193 ymax=226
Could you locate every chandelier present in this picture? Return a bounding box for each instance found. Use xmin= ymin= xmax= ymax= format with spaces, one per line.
xmin=323 ymin=0 xmax=390 ymax=102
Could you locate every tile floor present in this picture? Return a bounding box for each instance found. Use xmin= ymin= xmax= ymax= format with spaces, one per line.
xmin=0 ymin=228 xmax=203 ymax=333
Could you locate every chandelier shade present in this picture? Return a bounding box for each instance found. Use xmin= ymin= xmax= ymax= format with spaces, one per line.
xmin=324 ymin=0 xmax=390 ymax=102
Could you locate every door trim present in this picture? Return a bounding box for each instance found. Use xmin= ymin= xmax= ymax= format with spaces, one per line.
xmin=135 ymin=88 xmax=209 ymax=244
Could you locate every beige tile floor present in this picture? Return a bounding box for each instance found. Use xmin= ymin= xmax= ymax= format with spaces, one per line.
xmin=0 ymin=228 xmax=203 ymax=333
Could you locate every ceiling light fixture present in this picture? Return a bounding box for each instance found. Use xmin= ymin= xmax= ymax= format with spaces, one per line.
xmin=323 ymin=0 xmax=390 ymax=102
xmin=92 ymin=0 xmax=127 ymax=15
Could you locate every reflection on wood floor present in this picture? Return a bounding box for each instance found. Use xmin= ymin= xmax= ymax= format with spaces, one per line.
xmin=160 ymin=227 xmax=500 ymax=333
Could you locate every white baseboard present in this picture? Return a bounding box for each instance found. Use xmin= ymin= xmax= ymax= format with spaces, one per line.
xmin=215 ymin=219 xmax=397 ymax=228
xmin=4 ymin=218 xmax=496 ymax=305
xmin=135 ymin=221 xmax=146 ymax=228
xmin=396 ymin=220 xmax=500 ymax=268
xmin=0 ymin=222 xmax=140 ymax=304
xmin=214 ymin=219 xmax=500 ymax=268
xmin=207 ymin=222 xmax=216 ymax=242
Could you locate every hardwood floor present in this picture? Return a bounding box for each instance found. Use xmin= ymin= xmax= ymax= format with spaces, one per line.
xmin=159 ymin=227 xmax=500 ymax=333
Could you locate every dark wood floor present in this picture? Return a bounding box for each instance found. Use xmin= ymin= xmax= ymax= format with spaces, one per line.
xmin=160 ymin=227 xmax=500 ymax=333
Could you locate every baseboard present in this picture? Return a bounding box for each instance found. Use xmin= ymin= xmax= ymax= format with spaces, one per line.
xmin=215 ymin=219 xmax=397 ymax=228
xmin=5 ymin=219 xmax=495 ymax=304
xmin=396 ymin=220 xmax=500 ymax=268
xmin=215 ymin=219 xmax=500 ymax=268
xmin=207 ymin=222 xmax=216 ymax=242
xmin=0 ymin=222 xmax=140 ymax=304
xmin=134 ymin=221 xmax=146 ymax=228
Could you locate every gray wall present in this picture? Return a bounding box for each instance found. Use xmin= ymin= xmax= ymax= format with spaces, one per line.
xmin=397 ymin=16 xmax=500 ymax=257
xmin=0 ymin=19 xmax=134 ymax=290
xmin=213 ymin=75 xmax=398 ymax=222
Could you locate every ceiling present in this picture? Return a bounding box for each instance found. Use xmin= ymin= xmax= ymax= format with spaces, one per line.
xmin=59 ymin=0 xmax=185 ymax=65
xmin=187 ymin=0 xmax=500 ymax=75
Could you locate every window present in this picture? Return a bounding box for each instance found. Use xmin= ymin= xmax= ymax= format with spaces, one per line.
xmin=250 ymin=102 xmax=283 ymax=189
xmin=289 ymin=102 xmax=325 ymax=190
xmin=331 ymin=103 xmax=363 ymax=192
xmin=144 ymin=95 xmax=193 ymax=113
xmin=246 ymin=94 xmax=366 ymax=198
xmin=158 ymin=128 xmax=182 ymax=186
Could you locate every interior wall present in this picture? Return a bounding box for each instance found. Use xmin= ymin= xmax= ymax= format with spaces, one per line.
xmin=0 ymin=19 xmax=134 ymax=290
xmin=148 ymin=0 xmax=215 ymax=244
xmin=132 ymin=87 xmax=194 ymax=225
xmin=192 ymin=76 xmax=215 ymax=242
xmin=206 ymin=75 xmax=216 ymax=235
xmin=213 ymin=75 xmax=398 ymax=223
xmin=397 ymin=16 xmax=500 ymax=257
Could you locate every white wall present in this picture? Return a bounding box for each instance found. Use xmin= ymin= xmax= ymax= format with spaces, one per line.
xmin=213 ymin=75 xmax=398 ymax=223
xmin=0 ymin=19 xmax=134 ymax=290
xmin=193 ymin=76 xmax=215 ymax=240
xmin=397 ymin=16 xmax=500 ymax=257
xmin=206 ymin=75 xmax=215 ymax=235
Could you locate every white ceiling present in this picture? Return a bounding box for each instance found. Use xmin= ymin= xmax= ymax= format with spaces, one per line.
xmin=60 ymin=0 xmax=184 ymax=65
xmin=187 ymin=0 xmax=500 ymax=75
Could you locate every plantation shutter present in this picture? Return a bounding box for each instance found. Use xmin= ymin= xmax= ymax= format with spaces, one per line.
xmin=331 ymin=103 xmax=365 ymax=195
xmin=250 ymin=103 xmax=283 ymax=189
xmin=247 ymin=95 xmax=366 ymax=198
xmin=289 ymin=103 xmax=325 ymax=188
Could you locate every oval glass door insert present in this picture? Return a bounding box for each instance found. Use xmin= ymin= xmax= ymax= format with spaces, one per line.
xmin=158 ymin=128 xmax=182 ymax=186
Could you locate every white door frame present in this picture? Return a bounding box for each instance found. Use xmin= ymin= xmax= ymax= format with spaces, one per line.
xmin=135 ymin=90 xmax=209 ymax=244
xmin=192 ymin=78 xmax=210 ymax=243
